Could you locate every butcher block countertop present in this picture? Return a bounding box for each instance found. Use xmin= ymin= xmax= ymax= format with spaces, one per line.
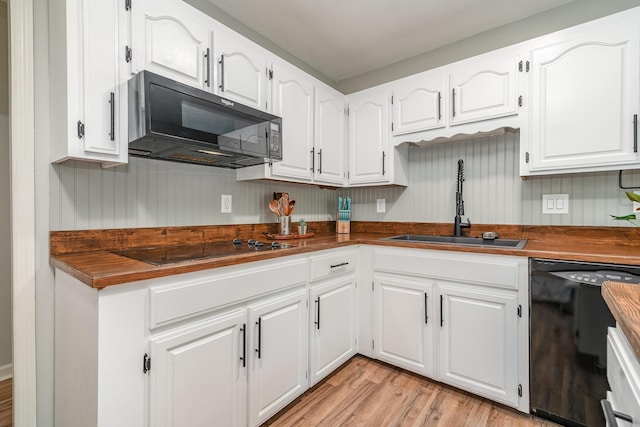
xmin=603 ymin=281 xmax=640 ymax=361
xmin=50 ymin=221 xmax=640 ymax=289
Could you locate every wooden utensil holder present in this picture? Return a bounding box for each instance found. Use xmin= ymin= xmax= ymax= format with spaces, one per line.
xmin=336 ymin=210 xmax=350 ymax=234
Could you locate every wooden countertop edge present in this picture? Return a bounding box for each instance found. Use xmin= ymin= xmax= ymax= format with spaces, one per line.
xmin=51 ymin=232 xmax=640 ymax=289
xmin=602 ymin=281 xmax=640 ymax=361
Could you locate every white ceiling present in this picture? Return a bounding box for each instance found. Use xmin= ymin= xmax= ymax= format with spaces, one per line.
xmin=205 ymin=0 xmax=574 ymax=82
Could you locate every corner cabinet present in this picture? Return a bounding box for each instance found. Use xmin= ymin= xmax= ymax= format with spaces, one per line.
xmin=49 ymin=0 xmax=128 ymax=165
xmin=521 ymin=8 xmax=640 ymax=176
xmin=347 ymin=86 xmax=409 ymax=186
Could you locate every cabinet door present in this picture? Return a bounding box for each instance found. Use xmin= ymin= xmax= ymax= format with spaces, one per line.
xmin=449 ymin=56 xmax=518 ymax=126
xmin=271 ymin=62 xmax=315 ymax=180
xmin=315 ymin=86 xmax=346 ymax=185
xmin=373 ymin=275 xmax=434 ymax=377
xmin=149 ymin=309 xmax=247 ymax=427
xmin=248 ymin=289 xmax=308 ymax=427
xmin=132 ymin=0 xmax=211 ymax=89
xmin=309 ymin=275 xmax=357 ymax=385
xmin=392 ymin=72 xmax=446 ymax=135
xmin=214 ymin=28 xmax=270 ymax=111
xmin=80 ymin=0 xmax=126 ymax=159
xmin=526 ymin=23 xmax=639 ymax=172
xmin=438 ymin=283 xmax=519 ymax=407
xmin=348 ymin=89 xmax=390 ymax=185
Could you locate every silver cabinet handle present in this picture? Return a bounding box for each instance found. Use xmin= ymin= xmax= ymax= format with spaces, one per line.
xmin=452 ymin=88 xmax=456 ymax=118
xmin=424 ymin=293 xmax=428 ymax=324
xmin=382 ymin=151 xmax=386 ymax=176
xmin=330 ymin=262 xmax=349 ymax=269
xmin=601 ymin=399 xmax=632 ymax=426
xmin=634 ymin=114 xmax=638 ymax=153
xmin=310 ymin=148 xmax=315 ymax=172
xmin=318 ymin=149 xmax=323 ymax=174
xmin=255 ymin=317 xmax=262 ymax=359
xmin=437 ymin=92 xmax=442 ymax=120
xmin=314 ymin=297 xmax=321 ymax=330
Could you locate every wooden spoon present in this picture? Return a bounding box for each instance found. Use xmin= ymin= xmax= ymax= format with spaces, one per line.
xmin=269 ymin=199 xmax=280 ymax=216
xmin=288 ymin=200 xmax=295 ymax=216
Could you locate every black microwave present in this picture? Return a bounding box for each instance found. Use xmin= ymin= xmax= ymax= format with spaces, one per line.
xmin=128 ymin=71 xmax=282 ymax=168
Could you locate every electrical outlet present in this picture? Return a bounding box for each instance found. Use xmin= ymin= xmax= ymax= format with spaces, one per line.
xmin=221 ymin=194 xmax=232 ymax=213
xmin=376 ymin=199 xmax=386 ymax=213
xmin=542 ymin=194 xmax=569 ymax=214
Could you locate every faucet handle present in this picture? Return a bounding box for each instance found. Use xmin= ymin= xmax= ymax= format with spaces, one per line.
xmin=462 ymin=218 xmax=471 ymax=228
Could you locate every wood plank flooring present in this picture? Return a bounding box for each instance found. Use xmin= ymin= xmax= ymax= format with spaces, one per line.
xmin=0 ymin=378 xmax=11 ymax=427
xmin=264 ymin=356 xmax=557 ymax=427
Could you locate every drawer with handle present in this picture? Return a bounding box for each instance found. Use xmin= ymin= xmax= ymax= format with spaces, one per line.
xmin=309 ymin=249 xmax=357 ymax=282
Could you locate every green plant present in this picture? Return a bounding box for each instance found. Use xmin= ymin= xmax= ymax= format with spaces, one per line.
xmin=298 ymin=218 xmax=307 ymax=226
xmin=610 ymin=192 xmax=640 ymax=225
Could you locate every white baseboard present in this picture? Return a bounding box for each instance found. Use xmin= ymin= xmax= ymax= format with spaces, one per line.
xmin=0 ymin=363 xmax=13 ymax=381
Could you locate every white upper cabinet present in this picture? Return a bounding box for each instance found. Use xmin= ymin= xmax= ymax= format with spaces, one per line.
xmin=270 ymin=60 xmax=316 ymax=180
xmin=131 ymin=0 xmax=212 ymax=89
xmin=213 ymin=27 xmax=271 ymax=110
xmin=314 ymin=85 xmax=347 ymax=185
xmin=49 ymin=0 xmax=128 ymax=165
xmin=392 ymin=70 xmax=446 ymax=136
xmin=347 ymin=86 xmax=409 ymax=186
xmin=449 ymin=54 xmax=519 ymax=126
xmin=521 ymin=9 xmax=640 ymax=176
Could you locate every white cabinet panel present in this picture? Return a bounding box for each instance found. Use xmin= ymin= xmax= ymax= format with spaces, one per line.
xmin=132 ymin=0 xmax=211 ymax=89
xmin=315 ymin=85 xmax=346 ymax=185
xmin=348 ymin=88 xmax=390 ymax=185
xmin=309 ymin=276 xmax=357 ymax=385
xmin=249 ymin=289 xmax=308 ymax=426
xmin=523 ymin=17 xmax=640 ymax=175
xmin=214 ymin=28 xmax=270 ymax=110
xmin=149 ymin=309 xmax=247 ymax=427
xmin=374 ymin=275 xmax=434 ymax=377
xmin=438 ymin=283 xmax=519 ymax=407
xmin=271 ymin=61 xmax=315 ymax=181
xmin=392 ymin=71 xmax=446 ymax=135
xmin=49 ymin=0 xmax=128 ymax=164
xmin=449 ymin=55 xmax=519 ymax=126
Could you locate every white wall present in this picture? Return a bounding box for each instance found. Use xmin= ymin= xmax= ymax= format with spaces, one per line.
xmin=0 ymin=0 xmax=12 ymax=376
xmin=339 ymin=134 xmax=640 ymax=227
xmin=50 ymin=159 xmax=338 ymax=231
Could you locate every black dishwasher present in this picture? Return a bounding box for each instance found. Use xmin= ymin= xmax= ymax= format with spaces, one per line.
xmin=530 ymin=258 xmax=640 ymax=427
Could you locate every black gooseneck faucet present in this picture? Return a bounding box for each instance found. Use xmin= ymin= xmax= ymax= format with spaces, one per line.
xmin=453 ymin=159 xmax=471 ymax=236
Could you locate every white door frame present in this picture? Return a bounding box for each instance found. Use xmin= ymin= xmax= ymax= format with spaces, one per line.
xmin=9 ymin=0 xmax=37 ymax=425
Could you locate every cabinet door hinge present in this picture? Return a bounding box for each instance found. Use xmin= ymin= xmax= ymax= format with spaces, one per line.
xmin=391 ymin=122 xmax=394 ymax=131
xmin=518 ymin=384 xmax=522 ymax=397
xmin=518 ymin=95 xmax=523 ymax=107
xmin=143 ymin=353 xmax=151 ymax=374
xmin=517 ymin=304 xmax=522 ymax=318
xmin=125 ymin=46 xmax=132 ymax=63
xmin=345 ymin=107 xmax=349 ymax=116
xmin=518 ymin=61 xmax=530 ymax=72
xmin=391 ymin=95 xmax=394 ymax=104
xmin=267 ymin=68 xmax=273 ymax=80
xmin=77 ymin=120 xmax=85 ymax=139
xmin=526 ymin=61 xmax=530 ymax=72
xmin=372 ymin=339 xmax=375 ymax=350
xmin=124 ymin=0 xmax=131 ymax=10
xmin=525 ymin=152 xmax=530 ymax=163
xmin=518 ymin=60 xmax=523 ymax=72
xmin=371 ymin=281 xmax=374 ymax=291
xmin=305 ymin=371 xmax=308 ymax=380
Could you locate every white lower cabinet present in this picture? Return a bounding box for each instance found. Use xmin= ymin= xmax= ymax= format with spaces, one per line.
xmin=149 ymin=287 xmax=308 ymax=427
xmin=438 ymin=283 xmax=519 ymax=407
xmin=373 ymin=274 xmax=434 ymax=377
xmin=309 ymin=275 xmax=357 ymax=385
xmin=149 ymin=309 xmax=248 ymax=427
xmin=248 ymin=289 xmax=308 ymax=426
xmin=371 ymin=246 xmax=529 ymax=413
xmin=605 ymin=327 xmax=640 ymax=426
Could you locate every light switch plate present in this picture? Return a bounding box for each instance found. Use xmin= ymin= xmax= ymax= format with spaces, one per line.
xmin=376 ymin=199 xmax=386 ymax=213
xmin=221 ymin=194 xmax=232 ymax=213
xmin=542 ymin=194 xmax=569 ymax=214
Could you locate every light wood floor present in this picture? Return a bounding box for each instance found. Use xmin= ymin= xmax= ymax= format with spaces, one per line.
xmin=0 ymin=378 xmax=11 ymax=427
xmin=264 ymin=356 xmax=558 ymax=427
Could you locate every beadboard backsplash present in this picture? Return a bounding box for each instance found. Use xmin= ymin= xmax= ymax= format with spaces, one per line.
xmin=50 ymin=133 xmax=640 ymax=231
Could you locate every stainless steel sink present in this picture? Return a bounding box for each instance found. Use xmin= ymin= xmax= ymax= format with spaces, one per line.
xmin=381 ymin=234 xmax=527 ymax=249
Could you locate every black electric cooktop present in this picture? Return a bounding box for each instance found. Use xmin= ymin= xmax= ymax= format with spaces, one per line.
xmin=114 ymin=239 xmax=294 ymax=266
